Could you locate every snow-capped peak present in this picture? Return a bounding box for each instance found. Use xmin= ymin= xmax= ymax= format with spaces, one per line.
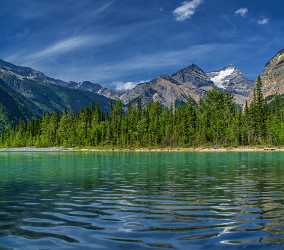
xmin=209 ymin=66 xmax=237 ymax=89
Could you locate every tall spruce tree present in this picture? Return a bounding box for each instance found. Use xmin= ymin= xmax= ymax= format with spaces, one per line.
xmin=252 ymin=76 xmax=267 ymax=144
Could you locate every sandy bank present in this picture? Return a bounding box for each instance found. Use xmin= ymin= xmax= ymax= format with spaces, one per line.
xmin=0 ymin=147 xmax=67 ymax=152
xmin=0 ymin=147 xmax=283 ymax=152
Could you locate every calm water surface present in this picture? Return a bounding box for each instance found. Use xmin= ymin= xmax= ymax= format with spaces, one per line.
xmin=0 ymin=152 xmax=284 ymax=250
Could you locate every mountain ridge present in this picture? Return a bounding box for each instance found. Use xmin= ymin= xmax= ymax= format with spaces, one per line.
xmin=0 ymin=59 xmax=113 ymax=128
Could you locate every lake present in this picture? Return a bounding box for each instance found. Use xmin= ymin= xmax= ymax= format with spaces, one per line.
xmin=0 ymin=152 xmax=284 ymax=250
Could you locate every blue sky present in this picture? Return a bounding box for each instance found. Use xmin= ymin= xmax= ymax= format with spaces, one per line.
xmin=0 ymin=0 xmax=283 ymax=88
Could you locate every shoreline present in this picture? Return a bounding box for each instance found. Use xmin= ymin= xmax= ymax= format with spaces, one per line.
xmin=0 ymin=147 xmax=283 ymax=152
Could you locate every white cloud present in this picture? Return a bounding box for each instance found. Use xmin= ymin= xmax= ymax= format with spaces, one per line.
xmin=113 ymin=80 xmax=147 ymax=91
xmin=257 ymin=17 xmax=270 ymax=25
xmin=235 ymin=8 xmax=248 ymax=17
xmin=173 ymin=0 xmax=203 ymax=22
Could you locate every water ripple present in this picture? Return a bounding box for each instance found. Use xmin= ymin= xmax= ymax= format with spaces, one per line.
xmin=0 ymin=152 xmax=284 ymax=249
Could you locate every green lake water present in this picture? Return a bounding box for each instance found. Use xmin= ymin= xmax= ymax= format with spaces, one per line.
xmin=0 ymin=152 xmax=284 ymax=250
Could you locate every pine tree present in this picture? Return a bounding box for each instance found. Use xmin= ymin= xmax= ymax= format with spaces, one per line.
xmin=252 ymin=76 xmax=267 ymax=144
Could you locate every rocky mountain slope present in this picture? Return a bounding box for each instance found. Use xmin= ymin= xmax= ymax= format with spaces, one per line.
xmin=260 ymin=50 xmax=284 ymax=98
xmin=0 ymin=59 xmax=112 ymax=125
xmin=70 ymin=81 xmax=119 ymax=100
xmin=0 ymin=79 xmax=40 ymax=130
xmin=119 ymin=65 xmax=213 ymax=107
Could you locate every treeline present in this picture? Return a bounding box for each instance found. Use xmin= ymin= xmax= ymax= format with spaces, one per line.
xmin=0 ymin=78 xmax=283 ymax=148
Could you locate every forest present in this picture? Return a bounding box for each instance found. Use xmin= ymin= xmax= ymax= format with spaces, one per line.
xmin=0 ymin=77 xmax=283 ymax=148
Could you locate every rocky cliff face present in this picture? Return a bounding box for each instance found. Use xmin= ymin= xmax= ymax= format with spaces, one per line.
xmin=260 ymin=50 xmax=284 ymax=98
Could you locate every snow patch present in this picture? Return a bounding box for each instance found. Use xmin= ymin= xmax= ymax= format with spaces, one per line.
xmin=25 ymin=75 xmax=37 ymax=80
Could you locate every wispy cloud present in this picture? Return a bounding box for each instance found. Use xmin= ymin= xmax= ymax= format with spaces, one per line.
xmin=41 ymin=43 xmax=219 ymax=82
xmin=11 ymin=41 xmax=262 ymax=84
xmin=235 ymin=8 xmax=248 ymax=17
xmin=67 ymin=1 xmax=115 ymax=28
xmin=6 ymin=34 xmax=118 ymax=65
xmin=95 ymin=1 xmax=114 ymax=15
xmin=27 ymin=36 xmax=94 ymax=61
xmin=173 ymin=0 xmax=203 ymax=22
xmin=257 ymin=17 xmax=270 ymax=25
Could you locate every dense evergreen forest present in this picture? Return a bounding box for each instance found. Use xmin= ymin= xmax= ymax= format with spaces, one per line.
xmin=0 ymin=78 xmax=284 ymax=148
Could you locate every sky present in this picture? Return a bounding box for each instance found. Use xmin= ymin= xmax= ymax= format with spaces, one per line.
xmin=0 ymin=0 xmax=283 ymax=89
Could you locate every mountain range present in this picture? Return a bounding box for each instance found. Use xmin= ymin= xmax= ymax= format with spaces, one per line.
xmin=0 ymin=49 xmax=283 ymax=128
xmin=120 ymin=64 xmax=254 ymax=107
xmin=71 ymin=64 xmax=254 ymax=107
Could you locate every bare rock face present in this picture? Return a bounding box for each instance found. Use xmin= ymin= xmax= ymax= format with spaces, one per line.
xmin=260 ymin=50 xmax=284 ymax=98
xmin=119 ymin=76 xmax=206 ymax=107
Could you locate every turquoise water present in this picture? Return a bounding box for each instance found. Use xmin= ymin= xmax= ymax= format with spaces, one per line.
xmin=0 ymin=152 xmax=284 ymax=250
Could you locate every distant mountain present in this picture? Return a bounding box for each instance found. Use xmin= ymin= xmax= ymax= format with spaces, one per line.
xmin=0 ymin=59 xmax=112 ymax=126
xmin=119 ymin=65 xmax=214 ymax=107
xmin=259 ymin=50 xmax=284 ymax=98
xmin=116 ymin=64 xmax=253 ymax=107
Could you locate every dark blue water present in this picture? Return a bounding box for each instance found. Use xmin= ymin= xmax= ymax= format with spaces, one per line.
xmin=0 ymin=152 xmax=284 ymax=250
